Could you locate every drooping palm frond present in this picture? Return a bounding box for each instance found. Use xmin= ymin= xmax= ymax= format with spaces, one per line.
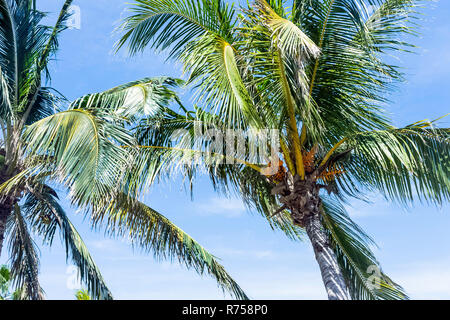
xmin=23 ymin=184 xmax=113 ymax=300
xmin=23 ymin=87 xmax=64 ymax=125
xmin=89 ymin=192 xmax=249 ymax=300
xmin=296 ymin=0 xmax=425 ymax=146
xmin=124 ymin=104 xmax=303 ymax=240
xmin=69 ymin=77 xmax=182 ymax=121
xmin=22 ymin=108 xmax=136 ymax=209
xmin=116 ymin=0 xmax=236 ymax=57
xmin=6 ymin=204 xmax=44 ymax=300
xmin=339 ymin=120 xmax=450 ymax=205
xmin=321 ymin=196 xmax=408 ymax=300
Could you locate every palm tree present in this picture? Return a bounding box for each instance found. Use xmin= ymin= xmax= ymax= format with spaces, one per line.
xmin=111 ymin=0 xmax=450 ymax=299
xmin=0 ymin=0 xmax=247 ymax=300
xmin=0 ymin=264 xmax=12 ymax=299
xmin=75 ymin=289 xmax=91 ymax=300
xmin=0 ymin=264 xmax=23 ymax=299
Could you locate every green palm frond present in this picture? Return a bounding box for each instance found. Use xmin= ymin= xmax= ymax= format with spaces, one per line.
xmin=128 ymin=106 xmax=303 ymax=240
xmin=90 ymin=192 xmax=248 ymax=300
xmin=6 ymin=204 xmax=44 ymax=300
xmin=75 ymin=289 xmax=91 ymax=300
xmin=70 ymin=77 xmax=182 ymax=121
xmin=37 ymin=0 xmax=74 ymax=76
xmin=181 ymin=34 xmax=263 ymax=129
xmin=116 ymin=0 xmax=236 ymax=57
xmin=113 ymin=0 xmax=445 ymax=300
xmin=0 ymin=66 xmax=12 ymax=121
xmin=0 ymin=0 xmax=20 ymax=110
xmin=255 ymin=0 xmax=320 ymax=60
xmin=22 ymin=108 xmax=136 ymax=208
xmin=0 ymin=265 xmax=11 ymax=299
xmin=23 ymin=184 xmax=113 ymax=300
xmin=298 ymin=0 xmax=424 ymax=145
xmin=321 ymin=197 xmax=408 ymax=300
xmin=341 ymin=121 xmax=450 ymax=205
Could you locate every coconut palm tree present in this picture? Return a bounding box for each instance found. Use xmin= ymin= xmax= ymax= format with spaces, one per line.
xmin=0 ymin=0 xmax=247 ymax=300
xmin=110 ymin=0 xmax=450 ymax=299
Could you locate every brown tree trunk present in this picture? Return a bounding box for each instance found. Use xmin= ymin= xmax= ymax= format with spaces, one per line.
xmin=273 ymin=175 xmax=350 ymax=300
xmin=304 ymin=211 xmax=351 ymax=300
xmin=0 ymin=199 xmax=13 ymax=257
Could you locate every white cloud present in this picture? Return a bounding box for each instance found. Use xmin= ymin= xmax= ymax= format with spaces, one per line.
xmin=194 ymin=197 xmax=246 ymax=218
xmin=393 ymin=260 xmax=450 ymax=299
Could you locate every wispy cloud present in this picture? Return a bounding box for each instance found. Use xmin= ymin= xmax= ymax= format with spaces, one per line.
xmin=194 ymin=197 xmax=246 ymax=218
xmin=393 ymin=259 xmax=450 ymax=299
xmin=345 ymin=195 xmax=393 ymax=219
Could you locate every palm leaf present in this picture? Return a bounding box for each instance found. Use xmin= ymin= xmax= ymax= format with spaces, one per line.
xmin=6 ymin=204 xmax=44 ymax=300
xmin=23 ymin=184 xmax=113 ymax=300
xmin=22 ymin=108 xmax=136 ymax=209
xmin=116 ymin=0 xmax=236 ymax=57
xmin=342 ymin=121 xmax=450 ymax=205
xmin=90 ymin=192 xmax=249 ymax=300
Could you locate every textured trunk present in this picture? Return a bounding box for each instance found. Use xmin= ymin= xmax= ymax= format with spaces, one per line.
xmin=0 ymin=151 xmax=14 ymax=258
xmin=304 ymin=212 xmax=350 ymax=300
xmin=0 ymin=200 xmax=12 ymax=258
xmin=272 ymin=174 xmax=350 ymax=300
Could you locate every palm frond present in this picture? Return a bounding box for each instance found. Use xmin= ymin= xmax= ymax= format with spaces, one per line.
xmin=90 ymin=192 xmax=249 ymax=300
xmin=0 ymin=0 xmax=19 ymax=108
xmin=24 ymin=87 xmax=64 ymax=125
xmin=23 ymin=184 xmax=113 ymax=300
xmin=69 ymin=77 xmax=182 ymax=121
xmin=116 ymin=0 xmax=236 ymax=57
xmin=6 ymin=204 xmax=44 ymax=300
xmin=256 ymin=0 xmax=320 ymax=60
xmin=0 ymin=66 xmax=12 ymax=121
xmin=128 ymin=104 xmax=303 ymax=239
xmin=297 ymin=0 xmax=425 ymax=145
xmin=180 ymin=33 xmax=264 ymax=129
xmin=22 ymin=108 xmax=136 ymax=209
xmin=37 ymin=0 xmax=74 ymax=77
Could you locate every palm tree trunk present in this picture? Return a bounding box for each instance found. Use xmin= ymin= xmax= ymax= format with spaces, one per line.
xmin=304 ymin=212 xmax=351 ymax=300
xmin=0 ymin=201 xmax=12 ymax=257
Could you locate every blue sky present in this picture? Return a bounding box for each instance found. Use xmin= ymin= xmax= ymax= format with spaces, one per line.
xmin=1 ymin=0 xmax=450 ymax=300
